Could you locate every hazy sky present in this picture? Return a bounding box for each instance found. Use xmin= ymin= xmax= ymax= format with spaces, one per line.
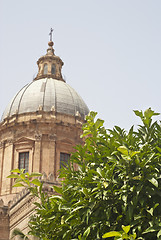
xmin=0 ymin=0 xmax=161 ymax=130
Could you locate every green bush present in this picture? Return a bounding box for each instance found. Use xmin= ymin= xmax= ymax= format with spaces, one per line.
xmin=8 ymin=109 xmax=161 ymax=239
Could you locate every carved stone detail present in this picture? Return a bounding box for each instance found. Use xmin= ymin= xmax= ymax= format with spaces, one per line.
xmin=0 ymin=199 xmax=4 ymax=207
xmin=41 ymin=172 xmax=47 ymax=181
xmin=48 ymin=172 xmax=55 ymax=182
xmin=35 ymin=133 xmax=42 ymax=141
xmin=7 ymin=139 xmax=13 ymax=144
xmin=48 ymin=133 xmax=56 ymax=141
xmin=0 ymin=141 xmax=5 ymax=148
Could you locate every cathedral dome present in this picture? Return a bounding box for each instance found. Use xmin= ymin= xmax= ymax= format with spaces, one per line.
xmin=1 ymin=35 xmax=89 ymax=121
xmin=1 ymin=78 xmax=89 ymax=121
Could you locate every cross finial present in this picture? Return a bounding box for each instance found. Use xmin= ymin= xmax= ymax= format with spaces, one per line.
xmin=49 ymin=28 xmax=53 ymax=42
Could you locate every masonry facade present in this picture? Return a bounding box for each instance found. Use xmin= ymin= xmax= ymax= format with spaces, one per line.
xmin=0 ymin=38 xmax=89 ymax=239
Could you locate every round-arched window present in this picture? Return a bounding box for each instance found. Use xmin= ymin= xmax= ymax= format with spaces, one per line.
xmin=43 ymin=64 xmax=48 ymax=75
xmin=51 ymin=64 xmax=56 ymax=75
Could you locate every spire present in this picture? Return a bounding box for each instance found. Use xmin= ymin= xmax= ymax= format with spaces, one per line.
xmin=49 ymin=28 xmax=53 ymax=42
xmin=34 ymin=30 xmax=64 ymax=81
xmin=47 ymin=28 xmax=55 ymax=55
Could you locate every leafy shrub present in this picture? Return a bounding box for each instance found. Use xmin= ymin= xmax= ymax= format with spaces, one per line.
xmin=8 ymin=109 xmax=161 ymax=239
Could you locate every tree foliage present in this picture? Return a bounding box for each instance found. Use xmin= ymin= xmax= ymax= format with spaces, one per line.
xmin=102 ymin=225 xmax=136 ymax=239
xmin=8 ymin=108 xmax=161 ymax=239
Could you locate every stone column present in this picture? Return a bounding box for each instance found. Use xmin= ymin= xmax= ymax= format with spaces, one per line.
xmin=33 ymin=134 xmax=42 ymax=172
xmin=48 ymin=134 xmax=56 ymax=176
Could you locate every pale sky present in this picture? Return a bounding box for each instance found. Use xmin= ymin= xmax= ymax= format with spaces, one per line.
xmin=0 ymin=0 xmax=161 ymax=130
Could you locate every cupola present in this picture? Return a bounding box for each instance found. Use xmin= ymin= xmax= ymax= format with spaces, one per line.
xmin=35 ymin=30 xmax=64 ymax=81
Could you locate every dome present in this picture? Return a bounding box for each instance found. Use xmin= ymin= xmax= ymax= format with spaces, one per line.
xmin=1 ymin=36 xmax=89 ymax=122
xmin=1 ymin=78 xmax=89 ymax=121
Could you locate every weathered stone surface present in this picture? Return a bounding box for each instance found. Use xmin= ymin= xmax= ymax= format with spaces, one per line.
xmin=0 ymin=202 xmax=9 ymax=240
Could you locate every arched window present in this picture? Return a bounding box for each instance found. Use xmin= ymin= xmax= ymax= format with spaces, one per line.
xmin=51 ymin=64 xmax=56 ymax=75
xmin=43 ymin=64 xmax=48 ymax=75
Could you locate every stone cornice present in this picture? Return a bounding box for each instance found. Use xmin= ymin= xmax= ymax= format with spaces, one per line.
xmin=37 ymin=55 xmax=64 ymax=66
xmin=34 ymin=74 xmax=65 ymax=81
xmin=0 ymin=111 xmax=84 ymax=132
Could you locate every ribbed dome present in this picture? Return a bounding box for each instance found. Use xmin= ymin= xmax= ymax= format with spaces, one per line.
xmin=1 ymin=78 xmax=89 ymax=121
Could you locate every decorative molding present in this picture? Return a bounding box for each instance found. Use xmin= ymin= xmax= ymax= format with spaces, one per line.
xmin=75 ymin=111 xmax=81 ymax=118
xmin=57 ymin=138 xmax=73 ymax=145
xmin=48 ymin=172 xmax=55 ymax=182
xmin=0 ymin=141 xmax=5 ymax=148
xmin=0 ymin=199 xmax=9 ymax=217
xmin=14 ymin=137 xmax=35 ymax=145
xmin=48 ymin=133 xmax=56 ymax=141
xmin=9 ymin=188 xmax=30 ymax=210
xmin=41 ymin=172 xmax=47 ymax=181
xmin=35 ymin=133 xmax=42 ymax=141
xmin=51 ymin=106 xmax=55 ymax=112
xmin=0 ymin=199 xmax=4 ymax=207
xmin=0 ymin=139 xmax=13 ymax=147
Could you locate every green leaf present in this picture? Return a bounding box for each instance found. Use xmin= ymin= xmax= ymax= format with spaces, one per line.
xmin=96 ymin=167 xmax=102 ymax=177
xmin=31 ymin=179 xmax=41 ymax=186
xmin=132 ymin=232 xmax=137 ymax=239
xmin=53 ymin=185 xmax=62 ymax=194
xmin=154 ymin=203 xmax=159 ymax=210
xmin=34 ymin=202 xmax=42 ymax=208
xmin=144 ymin=108 xmax=159 ymax=118
xmin=103 ymin=181 xmax=108 ymax=188
xmin=14 ymin=178 xmax=23 ymax=183
xmin=133 ymin=110 xmax=143 ymax=118
xmin=117 ymin=146 xmax=128 ymax=156
xmin=102 ymin=231 xmax=121 ymax=238
xmin=147 ymin=208 xmax=153 ymax=216
xmin=71 ymin=206 xmax=84 ymax=213
xmin=149 ymin=178 xmax=158 ymax=188
xmin=133 ymin=175 xmax=141 ymax=180
xmin=156 ymin=146 xmax=161 ymax=153
xmin=11 ymin=169 xmax=21 ymax=173
xmin=153 ymin=112 xmax=160 ymax=116
xmin=30 ymin=173 xmax=42 ymax=177
xmin=157 ymin=230 xmax=161 ymax=238
xmin=82 ymin=188 xmax=88 ymax=196
xmin=142 ymin=226 xmax=157 ymax=234
xmin=83 ymin=227 xmax=90 ymax=238
xmin=95 ymin=118 xmax=104 ymax=129
xmin=130 ymin=151 xmax=140 ymax=158
xmin=127 ymin=204 xmax=133 ymax=222
xmin=7 ymin=174 xmax=18 ymax=178
xmin=78 ymin=235 xmax=82 ymax=240
xmin=122 ymin=225 xmax=130 ymax=234
xmin=13 ymin=183 xmax=25 ymax=187
xmin=50 ymin=195 xmax=63 ymax=200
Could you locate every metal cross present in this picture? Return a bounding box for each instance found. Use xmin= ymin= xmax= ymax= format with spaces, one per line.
xmin=49 ymin=28 xmax=53 ymax=41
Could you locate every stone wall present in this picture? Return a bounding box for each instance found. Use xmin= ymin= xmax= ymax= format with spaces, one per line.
xmin=0 ymin=199 xmax=9 ymax=240
xmin=0 ymin=111 xmax=83 ymax=205
xmin=0 ymin=111 xmax=84 ymax=237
